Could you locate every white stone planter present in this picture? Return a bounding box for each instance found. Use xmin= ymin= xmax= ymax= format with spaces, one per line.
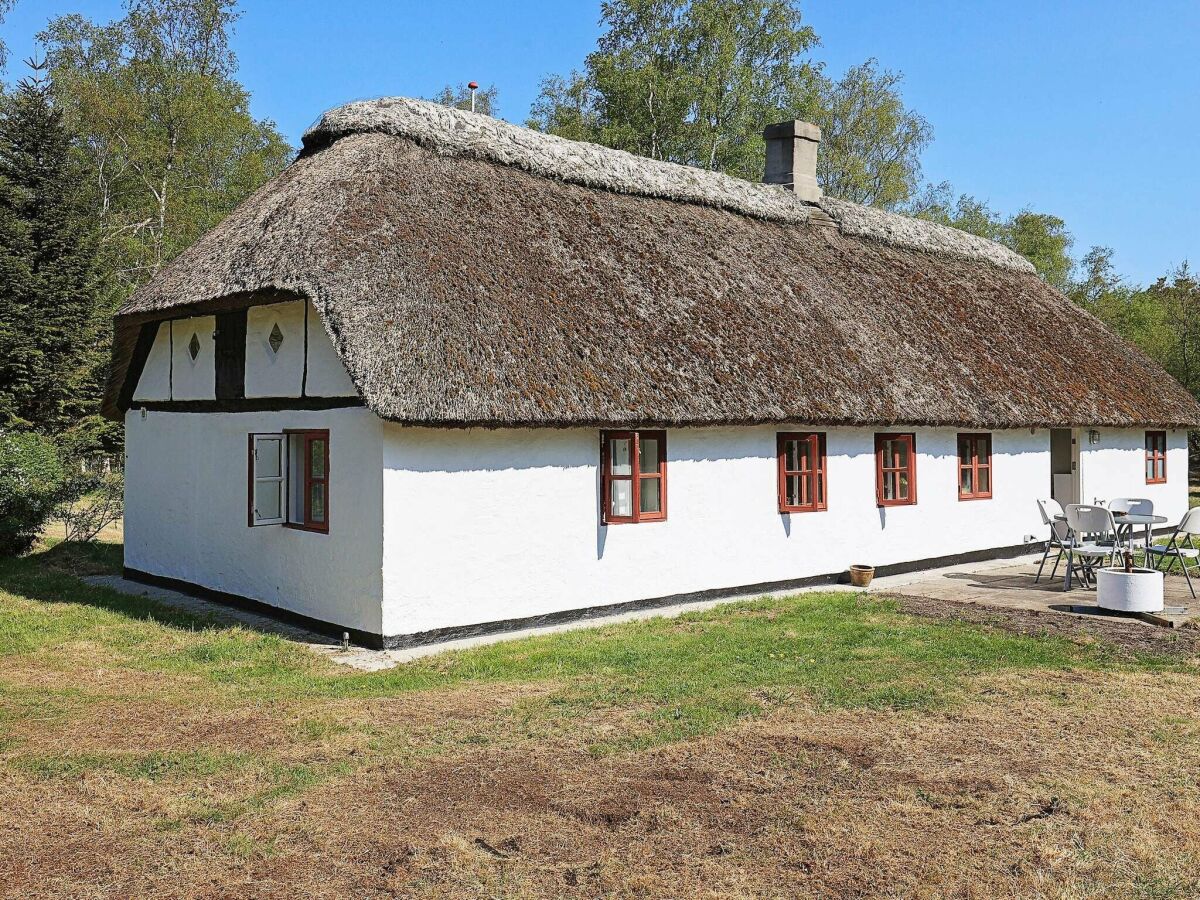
xmin=1096 ymin=567 xmax=1164 ymax=613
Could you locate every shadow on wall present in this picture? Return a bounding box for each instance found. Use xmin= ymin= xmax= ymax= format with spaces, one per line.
xmin=387 ymin=427 xmax=1055 ymax=475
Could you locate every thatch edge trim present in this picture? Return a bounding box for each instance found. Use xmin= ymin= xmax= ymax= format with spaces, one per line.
xmin=303 ymin=97 xmax=1034 ymax=273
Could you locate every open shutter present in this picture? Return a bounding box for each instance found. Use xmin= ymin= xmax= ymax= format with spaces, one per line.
xmin=248 ymin=433 xmax=286 ymax=526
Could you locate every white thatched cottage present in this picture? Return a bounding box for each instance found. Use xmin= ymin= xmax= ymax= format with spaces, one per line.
xmin=102 ymin=98 xmax=1200 ymax=648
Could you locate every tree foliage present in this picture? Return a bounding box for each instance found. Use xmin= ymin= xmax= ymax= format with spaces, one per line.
xmin=0 ymin=60 xmax=106 ymax=440
xmin=428 ymin=82 xmax=499 ymax=116
xmin=809 ymin=60 xmax=931 ymax=207
xmin=528 ymin=0 xmax=930 ymax=206
xmin=0 ymin=0 xmax=15 ymax=72
xmin=0 ymin=429 xmax=70 ymax=556
xmin=39 ymin=0 xmax=291 ymax=290
xmin=908 ymin=182 xmax=1075 ymax=292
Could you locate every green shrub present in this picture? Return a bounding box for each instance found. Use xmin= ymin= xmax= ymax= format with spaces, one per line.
xmin=0 ymin=431 xmax=69 ymax=556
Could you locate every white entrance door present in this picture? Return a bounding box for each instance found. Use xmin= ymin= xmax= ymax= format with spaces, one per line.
xmin=1050 ymin=428 xmax=1080 ymax=506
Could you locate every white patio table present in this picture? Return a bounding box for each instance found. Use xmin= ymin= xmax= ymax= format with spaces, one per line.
xmin=1114 ymin=513 xmax=1169 ymax=558
xmin=1053 ymin=510 xmax=1168 ymax=590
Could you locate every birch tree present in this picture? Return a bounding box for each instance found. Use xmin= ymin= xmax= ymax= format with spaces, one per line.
xmin=528 ymin=0 xmax=930 ymax=207
xmin=39 ymin=0 xmax=290 ymax=290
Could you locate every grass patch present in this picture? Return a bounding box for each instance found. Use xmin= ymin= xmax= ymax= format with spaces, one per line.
xmin=11 ymin=749 xmax=252 ymax=781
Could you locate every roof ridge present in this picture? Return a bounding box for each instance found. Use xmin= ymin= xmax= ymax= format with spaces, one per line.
xmin=302 ymin=97 xmax=1035 ymax=274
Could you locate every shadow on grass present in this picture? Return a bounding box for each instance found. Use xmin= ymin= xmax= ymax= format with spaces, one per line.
xmin=0 ymin=540 xmax=227 ymax=635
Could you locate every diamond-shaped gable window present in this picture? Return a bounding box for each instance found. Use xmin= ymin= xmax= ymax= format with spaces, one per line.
xmin=268 ymin=323 xmax=284 ymax=354
xmin=188 ymin=332 xmax=200 ymax=361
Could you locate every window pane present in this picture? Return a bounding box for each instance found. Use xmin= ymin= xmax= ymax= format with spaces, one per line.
xmin=894 ymin=439 xmax=909 ymax=468
xmin=797 ymin=439 xmax=812 ymax=472
xmin=978 ymin=467 xmax=990 ymax=494
xmin=310 ymin=439 xmax=326 ymax=478
xmin=960 ymin=468 xmax=974 ymax=495
xmin=255 ymin=480 xmax=281 ymax=520
xmin=256 ymin=438 xmax=282 ymax=478
xmin=639 ymin=476 xmax=661 ymax=513
xmin=310 ymin=482 xmax=326 ymax=523
xmin=610 ymin=479 xmax=632 ymax=517
xmin=610 ymin=438 xmax=632 ymax=476
xmin=784 ymin=440 xmax=799 ymax=472
xmin=639 ymin=438 xmax=659 ymax=474
xmin=884 ymin=471 xmax=897 ymax=501
xmin=979 ymin=437 xmax=990 ymax=461
xmin=786 ymin=474 xmax=802 ymax=507
xmin=1147 ymin=459 xmax=1155 ymax=481
xmin=898 ymin=471 xmax=910 ymax=499
xmin=958 ymin=439 xmax=970 ymax=466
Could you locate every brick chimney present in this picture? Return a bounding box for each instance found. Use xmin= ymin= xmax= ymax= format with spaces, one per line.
xmin=763 ymin=120 xmax=822 ymax=202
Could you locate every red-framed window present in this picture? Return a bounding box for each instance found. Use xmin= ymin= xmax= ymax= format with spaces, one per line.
xmin=1146 ymin=430 xmax=1167 ymax=484
xmin=957 ymin=433 xmax=992 ymax=500
xmin=777 ymin=432 xmax=827 ymax=513
xmin=247 ymin=429 xmax=329 ymax=532
xmin=291 ymin=429 xmax=330 ymax=532
xmin=875 ymin=433 xmax=917 ymax=507
xmin=600 ymin=430 xmax=666 ymax=524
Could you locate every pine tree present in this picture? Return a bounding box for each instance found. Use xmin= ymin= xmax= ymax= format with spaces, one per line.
xmin=0 ymin=59 xmax=105 ymax=441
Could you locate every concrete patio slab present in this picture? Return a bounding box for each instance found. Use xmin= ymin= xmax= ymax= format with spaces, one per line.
xmin=885 ymin=557 xmax=1199 ymax=629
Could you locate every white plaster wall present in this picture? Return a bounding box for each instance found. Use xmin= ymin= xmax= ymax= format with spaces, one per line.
xmin=305 ymin=309 xmax=358 ymax=397
xmin=380 ymin=425 xmax=1050 ymax=637
xmin=1078 ymin=428 xmax=1189 ymax=523
xmin=124 ymin=406 xmax=385 ymax=633
xmin=132 ymin=321 xmax=171 ymax=401
xmin=243 ymin=300 xmax=357 ymax=398
xmin=245 ymin=301 xmax=306 ymax=398
xmin=169 ymin=317 xmax=216 ymax=401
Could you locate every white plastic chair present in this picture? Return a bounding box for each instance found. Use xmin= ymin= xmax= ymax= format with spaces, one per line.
xmin=1147 ymin=507 xmax=1200 ymax=599
xmin=1063 ymin=504 xmax=1123 ymax=590
xmin=1109 ymin=498 xmax=1153 ymax=515
xmin=1035 ymin=498 xmax=1072 ymax=583
xmin=1109 ymin=498 xmax=1154 ymax=556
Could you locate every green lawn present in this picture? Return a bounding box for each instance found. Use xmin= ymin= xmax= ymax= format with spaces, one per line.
xmin=0 ymin=540 xmax=1182 ymax=754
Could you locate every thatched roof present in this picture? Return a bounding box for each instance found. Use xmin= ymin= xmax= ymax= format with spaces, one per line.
xmin=103 ymin=97 xmax=1200 ymax=429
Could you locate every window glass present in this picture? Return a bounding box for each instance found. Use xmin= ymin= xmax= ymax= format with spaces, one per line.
xmin=257 ymin=438 xmax=282 ymax=478
xmin=786 ymin=474 xmax=801 ymax=507
xmin=611 ymin=479 xmax=633 ymax=517
xmin=310 ymin=439 xmax=326 ymax=478
xmin=256 ymin=480 xmax=281 ymax=520
xmin=960 ymin=468 xmax=974 ymax=495
xmin=310 ymin=483 xmax=326 ymax=523
xmin=640 ymin=477 xmax=661 ymax=513
xmin=638 ymin=438 xmax=659 ymax=474
xmin=978 ymin=467 xmax=990 ymax=494
xmin=611 ymin=438 xmax=632 ymax=476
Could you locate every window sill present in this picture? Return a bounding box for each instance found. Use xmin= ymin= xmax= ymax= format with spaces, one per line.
xmin=958 ymin=495 xmax=993 ymax=502
xmin=283 ymin=522 xmax=329 ymax=534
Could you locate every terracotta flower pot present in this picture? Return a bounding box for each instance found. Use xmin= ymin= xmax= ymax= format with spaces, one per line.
xmin=849 ymin=564 xmax=875 ymax=588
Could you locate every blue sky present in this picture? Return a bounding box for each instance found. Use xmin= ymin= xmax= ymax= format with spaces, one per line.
xmin=4 ymin=0 xmax=1197 ymax=285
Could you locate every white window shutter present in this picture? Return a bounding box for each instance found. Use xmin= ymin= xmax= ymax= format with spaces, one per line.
xmin=250 ymin=433 xmax=286 ymax=526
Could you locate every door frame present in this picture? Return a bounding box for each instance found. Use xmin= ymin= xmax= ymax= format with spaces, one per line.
xmin=1050 ymin=428 xmax=1081 ymax=506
